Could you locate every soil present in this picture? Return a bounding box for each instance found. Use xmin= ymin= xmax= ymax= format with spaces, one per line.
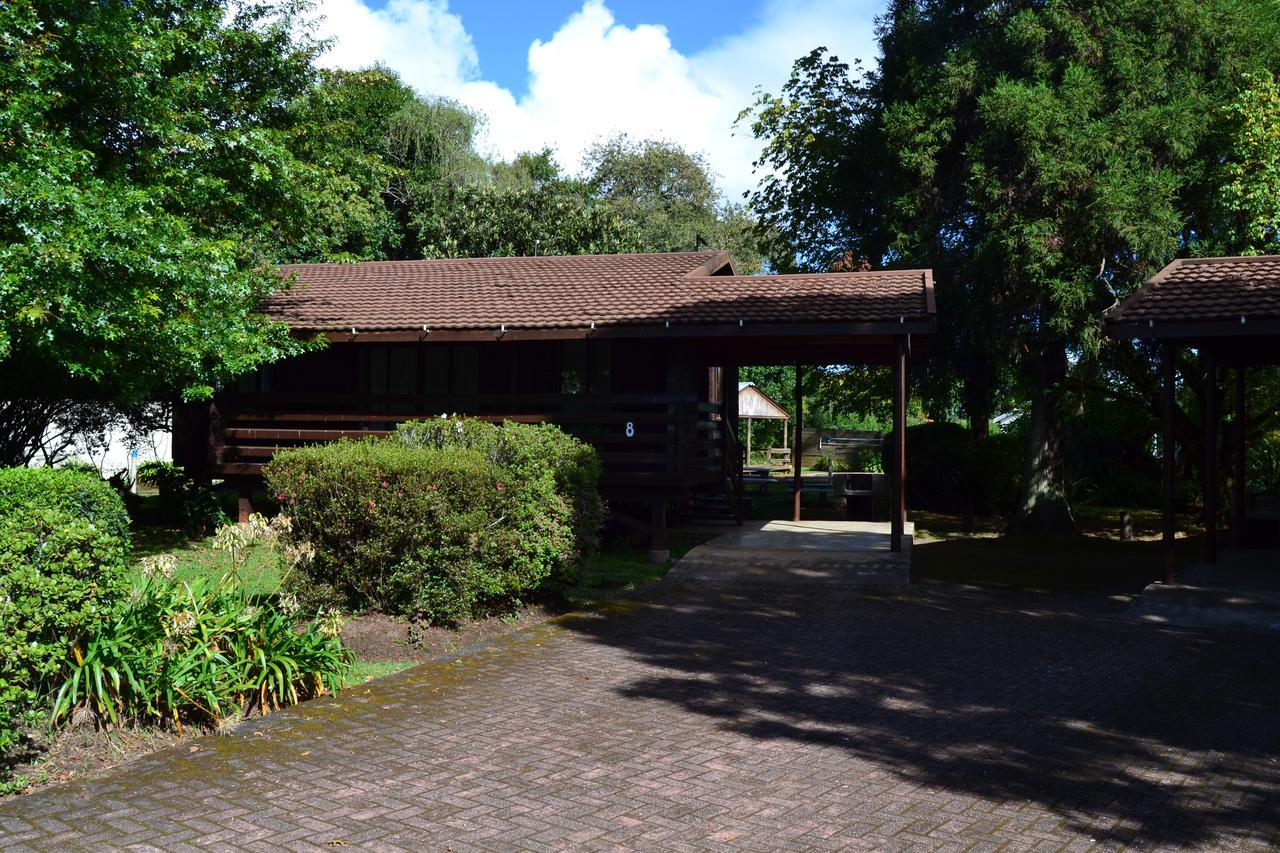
xmin=339 ymin=602 xmax=566 ymax=662
xmin=3 ymin=725 xmax=192 ymax=799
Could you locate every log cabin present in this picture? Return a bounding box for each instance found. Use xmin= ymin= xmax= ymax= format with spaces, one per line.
xmin=174 ymin=250 xmax=936 ymax=554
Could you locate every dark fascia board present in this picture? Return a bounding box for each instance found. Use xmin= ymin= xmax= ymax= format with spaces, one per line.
xmin=311 ymin=317 xmax=938 ymax=344
xmin=682 ymin=250 xmax=735 ymax=278
xmin=1105 ymin=318 xmax=1280 ymax=340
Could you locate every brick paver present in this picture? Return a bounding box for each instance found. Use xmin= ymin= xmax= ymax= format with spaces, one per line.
xmin=1 ymin=578 xmax=1277 ymax=850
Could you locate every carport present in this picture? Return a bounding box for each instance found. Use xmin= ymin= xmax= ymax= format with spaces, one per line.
xmin=1105 ymin=255 xmax=1280 ymax=583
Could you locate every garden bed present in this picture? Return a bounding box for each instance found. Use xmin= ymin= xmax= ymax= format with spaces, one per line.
xmin=1 ymin=523 xmax=673 ymax=800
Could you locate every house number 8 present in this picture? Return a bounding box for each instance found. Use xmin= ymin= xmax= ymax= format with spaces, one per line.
xmin=625 ymin=421 xmax=635 ymax=438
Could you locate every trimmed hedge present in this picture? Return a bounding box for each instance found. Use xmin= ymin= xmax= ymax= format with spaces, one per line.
xmin=0 ymin=509 xmax=130 ymax=755
xmin=395 ymin=418 xmax=603 ymax=572
xmin=0 ymin=467 xmax=131 ymax=545
xmin=265 ymin=425 xmax=601 ymax=624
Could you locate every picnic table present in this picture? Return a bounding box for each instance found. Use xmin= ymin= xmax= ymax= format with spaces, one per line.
xmin=742 ymin=464 xmax=790 ymax=491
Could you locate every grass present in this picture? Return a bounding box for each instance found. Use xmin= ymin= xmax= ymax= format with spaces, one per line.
xmin=911 ymin=504 xmax=1206 ymax=595
xmin=131 ymin=527 xmax=284 ymax=598
xmin=347 ymin=660 xmax=416 ymax=683
xmin=126 ymin=525 xmax=694 ymax=686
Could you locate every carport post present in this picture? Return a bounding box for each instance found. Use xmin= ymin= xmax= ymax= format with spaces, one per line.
xmin=1232 ymin=366 xmax=1246 ymax=549
xmin=792 ymin=364 xmax=803 ymax=522
xmin=890 ymin=336 xmax=907 ymax=553
xmin=1161 ymin=344 xmax=1177 ymax=583
xmin=1203 ymin=352 xmax=1218 ymax=565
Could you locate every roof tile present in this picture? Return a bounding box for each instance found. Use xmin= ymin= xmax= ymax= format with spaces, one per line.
xmin=1107 ymin=256 xmax=1280 ymax=325
xmin=266 ymin=251 xmax=934 ymax=332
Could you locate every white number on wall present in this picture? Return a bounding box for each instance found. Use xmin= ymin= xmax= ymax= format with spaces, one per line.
xmin=625 ymin=421 xmax=635 ymax=438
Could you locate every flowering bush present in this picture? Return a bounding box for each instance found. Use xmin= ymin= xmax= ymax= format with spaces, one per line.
xmin=264 ymin=431 xmax=597 ymax=624
xmin=52 ymin=515 xmax=351 ymax=731
xmin=395 ymin=417 xmax=604 ymax=578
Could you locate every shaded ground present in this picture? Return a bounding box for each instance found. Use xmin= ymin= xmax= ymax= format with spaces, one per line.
xmin=1 ymin=564 xmax=1276 ymax=849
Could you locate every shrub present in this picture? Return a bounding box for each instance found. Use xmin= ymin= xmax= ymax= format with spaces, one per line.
xmin=396 ymin=418 xmax=604 ymax=575
xmin=0 ymin=510 xmax=130 ymax=757
xmin=131 ymin=462 xmax=230 ymax=535
xmin=1248 ymin=431 xmax=1280 ymax=495
xmin=265 ymin=433 xmax=592 ymax=624
xmin=889 ymin=422 xmax=1021 ymax=515
xmin=53 ymin=520 xmax=352 ymax=731
xmin=810 ymin=454 xmax=850 ymax=473
xmin=0 ymin=466 xmax=131 ymax=545
xmin=136 ymin=461 xmax=186 ymax=498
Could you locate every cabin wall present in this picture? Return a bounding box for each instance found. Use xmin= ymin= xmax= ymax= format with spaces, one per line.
xmin=208 ymin=340 xmax=727 ymax=498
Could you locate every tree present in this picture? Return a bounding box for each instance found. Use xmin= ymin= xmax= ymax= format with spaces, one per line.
xmin=1223 ymin=75 xmax=1280 ymax=254
xmin=280 ymin=66 xmax=489 ymax=262
xmin=586 ymin=136 xmax=764 ymax=272
xmin=415 ymin=149 xmax=630 ymax=258
xmin=0 ymin=0 xmax=322 ymax=463
xmin=747 ymin=0 xmax=1280 ymax=535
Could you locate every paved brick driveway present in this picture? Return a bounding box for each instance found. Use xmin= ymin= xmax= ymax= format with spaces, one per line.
xmin=2 ymin=576 xmax=1278 ymax=850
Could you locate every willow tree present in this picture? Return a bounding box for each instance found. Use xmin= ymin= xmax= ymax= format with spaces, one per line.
xmin=747 ymin=0 xmax=1280 ymax=535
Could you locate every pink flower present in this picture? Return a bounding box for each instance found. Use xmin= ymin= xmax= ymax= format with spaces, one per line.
xmin=368 ymin=499 xmax=376 ymax=511
xmin=276 ymin=492 xmax=286 ymax=502
xmin=382 ymin=480 xmax=389 ymax=488
xmin=496 ymin=483 xmax=504 ymax=491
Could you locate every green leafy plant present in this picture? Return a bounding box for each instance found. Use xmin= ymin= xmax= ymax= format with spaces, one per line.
xmin=1248 ymin=431 xmax=1280 ymax=495
xmin=395 ymin=417 xmax=604 ymax=577
xmin=0 ymin=509 xmax=130 ymax=762
xmin=52 ymin=516 xmax=350 ymax=732
xmin=265 ymin=425 xmax=601 ymax=624
xmin=0 ymin=466 xmax=132 ymax=544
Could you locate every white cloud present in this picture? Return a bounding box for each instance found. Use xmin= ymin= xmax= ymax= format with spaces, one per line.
xmin=307 ymin=0 xmax=879 ymax=200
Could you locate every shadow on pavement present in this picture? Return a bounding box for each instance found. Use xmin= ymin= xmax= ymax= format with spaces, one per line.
xmin=559 ymin=568 xmax=1280 ymax=848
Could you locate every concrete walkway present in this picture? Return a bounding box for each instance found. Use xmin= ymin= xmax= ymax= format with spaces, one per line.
xmin=667 ymin=520 xmax=912 ymax=592
xmin=2 ymin=557 xmax=1278 ymax=849
xmin=1125 ymin=549 xmax=1280 ymax=635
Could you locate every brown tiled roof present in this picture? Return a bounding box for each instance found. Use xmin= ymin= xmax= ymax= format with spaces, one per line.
xmin=268 ymin=251 xmax=935 ymax=333
xmin=1106 ymin=255 xmax=1280 ymax=327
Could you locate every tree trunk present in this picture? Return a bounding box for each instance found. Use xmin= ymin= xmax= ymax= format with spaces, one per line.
xmin=1009 ymin=343 xmax=1078 ymax=537
xmin=961 ymin=373 xmax=992 ymax=533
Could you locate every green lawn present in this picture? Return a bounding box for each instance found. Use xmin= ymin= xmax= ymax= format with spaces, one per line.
xmin=131 ymin=527 xmax=284 ymax=599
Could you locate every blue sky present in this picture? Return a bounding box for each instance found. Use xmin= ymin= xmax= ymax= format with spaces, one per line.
xmin=311 ymin=0 xmax=880 ymax=198
xmin=446 ymin=0 xmax=768 ymax=96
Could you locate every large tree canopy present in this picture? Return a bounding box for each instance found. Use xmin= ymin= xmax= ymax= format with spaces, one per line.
xmin=747 ymin=0 xmax=1280 ymax=534
xmin=585 ymin=136 xmax=763 ymax=272
xmin=281 ymin=66 xmax=488 ymax=262
xmin=0 ymin=0 xmax=319 ymax=411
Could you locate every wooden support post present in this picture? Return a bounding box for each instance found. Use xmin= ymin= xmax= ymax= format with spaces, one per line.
xmin=1203 ymin=351 xmax=1218 ymax=565
xmin=792 ymin=364 xmax=804 ymax=522
xmin=724 ymin=363 xmax=740 ymax=465
xmin=237 ymin=480 xmax=254 ymax=524
xmin=723 ymin=363 xmax=742 ymax=523
xmin=1161 ymin=345 xmax=1177 ymax=584
xmin=746 ymin=418 xmax=753 ymax=465
xmin=890 ymin=336 xmax=907 ymax=553
xmin=648 ymin=500 xmax=669 ymax=564
xmin=782 ymin=417 xmax=788 ymax=455
xmin=1232 ymin=366 xmax=1247 ymax=549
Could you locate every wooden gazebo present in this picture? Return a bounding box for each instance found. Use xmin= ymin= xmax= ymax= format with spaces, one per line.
xmin=737 ymin=381 xmax=790 ymax=463
xmin=175 ymin=251 xmax=936 ymax=556
xmin=1105 ymin=255 xmax=1280 ymax=582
